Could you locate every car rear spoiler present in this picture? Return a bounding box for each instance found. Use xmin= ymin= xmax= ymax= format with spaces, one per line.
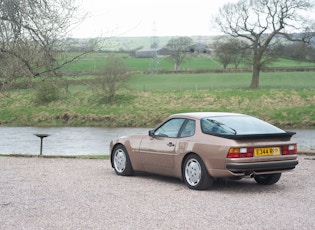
xmin=212 ymin=131 xmax=296 ymax=140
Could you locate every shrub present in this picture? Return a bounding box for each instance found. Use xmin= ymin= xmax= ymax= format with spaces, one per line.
xmin=35 ymin=80 xmax=60 ymax=103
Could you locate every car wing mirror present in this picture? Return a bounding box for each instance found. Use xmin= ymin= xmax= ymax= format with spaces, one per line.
xmin=148 ymin=129 xmax=155 ymax=137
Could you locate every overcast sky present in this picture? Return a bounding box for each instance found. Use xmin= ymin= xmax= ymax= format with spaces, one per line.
xmin=71 ymin=0 xmax=237 ymax=38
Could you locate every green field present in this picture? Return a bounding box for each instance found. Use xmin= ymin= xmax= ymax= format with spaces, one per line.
xmin=129 ymin=72 xmax=315 ymax=90
xmin=60 ymin=52 xmax=314 ymax=72
xmin=60 ymin=53 xmax=221 ymax=72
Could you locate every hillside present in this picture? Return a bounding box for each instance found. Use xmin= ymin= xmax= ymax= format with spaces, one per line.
xmin=67 ymin=36 xmax=219 ymax=51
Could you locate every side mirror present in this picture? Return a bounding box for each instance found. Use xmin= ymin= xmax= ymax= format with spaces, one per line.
xmin=148 ymin=130 xmax=155 ymax=137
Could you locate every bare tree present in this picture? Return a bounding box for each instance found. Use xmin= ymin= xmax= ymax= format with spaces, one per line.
xmin=214 ymin=40 xmax=233 ymax=69
xmin=166 ymin=37 xmax=193 ymax=71
xmin=215 ymin=0 xmax=315 ymax=88
xmin=230 ymin=39 xmax=249 ymax=69
xmin=214 ymin=38 xmax=248 ymax=69
xmin=0 ymin=0 xmax=89 ymax=91
xmin=282 ymin=42 xmax=309 ymax=61
xmin=308 ymin=46 xmax=315 ymax=62
xmin=99 ymin=55 xmax=131 ymax=104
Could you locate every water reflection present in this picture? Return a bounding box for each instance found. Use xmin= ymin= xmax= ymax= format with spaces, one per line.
xmin=0 ymin=127 xmax=148 ymax=156
xmin=0 ymin=127 xmax=313 ymax=156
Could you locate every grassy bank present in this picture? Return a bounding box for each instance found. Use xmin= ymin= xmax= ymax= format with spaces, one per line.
xmin=1 ymin=71 xmax=315 ymax=129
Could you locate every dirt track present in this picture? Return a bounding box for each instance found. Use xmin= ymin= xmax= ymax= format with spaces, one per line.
xmin=0 ymin=156 xmax=314 ymax=229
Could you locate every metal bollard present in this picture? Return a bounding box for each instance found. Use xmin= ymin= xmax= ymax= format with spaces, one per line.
xmin=34 ymin=134 xmax=50 ymax=156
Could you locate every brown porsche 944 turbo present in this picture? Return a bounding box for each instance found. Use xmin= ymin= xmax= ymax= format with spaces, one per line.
xmin=110 ymin=112 xmax=298 ymax=190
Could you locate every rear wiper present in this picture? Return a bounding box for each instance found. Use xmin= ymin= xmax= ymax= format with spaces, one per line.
xmin=208 ymin=119 xmax=237 ymax=135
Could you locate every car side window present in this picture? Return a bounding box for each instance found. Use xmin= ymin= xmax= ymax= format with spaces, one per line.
xmin=155 ymin=118 xmax=186 ymax=138
xmin=180 ymin=119 xmax=195 ymax=137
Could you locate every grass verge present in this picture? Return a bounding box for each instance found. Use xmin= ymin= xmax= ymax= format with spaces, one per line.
xmin=1 ymin=88 xmax=314 ymax=129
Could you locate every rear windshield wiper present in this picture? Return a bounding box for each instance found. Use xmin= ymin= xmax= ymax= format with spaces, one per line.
xmin=208 ymin=119 xmax=237 ymax=135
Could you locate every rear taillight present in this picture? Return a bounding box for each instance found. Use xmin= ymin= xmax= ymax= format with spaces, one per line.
xmin=282 ymin=144 xmax=297 ymax=155
xmin=227 ymin=147 xmax=254 ymax=158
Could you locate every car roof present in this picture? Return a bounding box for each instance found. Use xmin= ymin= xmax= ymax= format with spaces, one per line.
xmin=169 ymin=112 xmax=246 ymax=120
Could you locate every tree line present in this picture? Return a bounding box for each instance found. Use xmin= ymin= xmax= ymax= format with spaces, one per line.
xmin=214 ymin=37 xmax=315 ymax=70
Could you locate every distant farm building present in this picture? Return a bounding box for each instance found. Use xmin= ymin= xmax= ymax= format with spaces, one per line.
xmin=135 ymin=43 xmax=213 ymax=58
xmin=187 ymin=43 xmax=212 ymax=54
xmin=135 ymin=48 xmax=161 ymax=58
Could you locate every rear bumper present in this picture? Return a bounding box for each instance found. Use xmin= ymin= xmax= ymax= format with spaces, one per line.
xmin=226 ymin=159 xmax=299 ymax=173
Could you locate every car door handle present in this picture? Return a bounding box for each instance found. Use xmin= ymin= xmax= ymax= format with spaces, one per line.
xmin=167 ymin=142 xmax=175 ymax=147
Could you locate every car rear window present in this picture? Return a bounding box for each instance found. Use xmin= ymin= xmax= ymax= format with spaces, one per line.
xmin=201 ymin=115 xmax=285 ymax=135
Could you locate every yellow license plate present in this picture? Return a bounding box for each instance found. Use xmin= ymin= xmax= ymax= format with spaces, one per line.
xmin=254 ymin=147 xmax=281 ymax=156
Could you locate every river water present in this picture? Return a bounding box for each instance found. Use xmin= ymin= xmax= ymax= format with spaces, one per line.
xmin=0 ymin=127 xmax=314 ymax=156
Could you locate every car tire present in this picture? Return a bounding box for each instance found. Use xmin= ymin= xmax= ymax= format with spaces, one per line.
xmin=112 ymin=145 xmax=134 ymax=176
xmin=254 ymin=173 xmax=281 ymax=185
xmin=183 ymin=154 xmax=214 ymax=190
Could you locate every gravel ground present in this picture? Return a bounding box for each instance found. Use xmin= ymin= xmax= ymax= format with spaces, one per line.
xmin=0 ymin=155 xmax=314 ymax=230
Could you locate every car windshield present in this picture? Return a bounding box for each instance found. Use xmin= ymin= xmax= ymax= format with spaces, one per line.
xmin=201 ymin=115 xmax=285 ymax=135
